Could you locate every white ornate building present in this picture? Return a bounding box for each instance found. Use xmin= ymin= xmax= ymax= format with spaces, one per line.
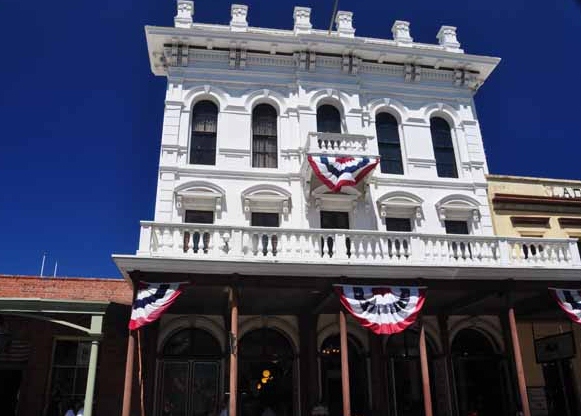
xmin=114 ymin=3 xmax=581 ymax=416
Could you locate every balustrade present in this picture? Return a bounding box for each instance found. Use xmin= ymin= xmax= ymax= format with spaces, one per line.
xmin=306 ymin=132 xmax=373 ymax=156
xmin=140 ymin=222 xmax=581 ymax=269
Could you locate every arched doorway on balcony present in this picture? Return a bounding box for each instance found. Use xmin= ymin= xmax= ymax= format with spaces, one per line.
xmin=319 ymin=334 xmax=368 ymax=416
xmin=384 ymin=329 xmax=437 ymax=416
xmin=238 ymin=328 xmax=295 ymax=416
xmin=452 ymin=328 xmax=509 ymax=416
xmin=158 ymin=328 xmax=222 ymax=416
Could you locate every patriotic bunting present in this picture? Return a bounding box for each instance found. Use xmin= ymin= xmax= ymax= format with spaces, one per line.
xmin=549 ymin=288 xmax=581 ymax=324
xmin=129 ymin=282 xmax=186 ymax=330
xmin=308 ymin=156 xmax=379 ymax=193
xmin=335 ymin=285 xmax=426 ymax=335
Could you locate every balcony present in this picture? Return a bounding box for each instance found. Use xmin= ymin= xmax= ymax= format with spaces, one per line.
xmin=137 ymin=222 xmax=581 ymax=272
xmin=305 ymin=132 xmax=375 ymax=157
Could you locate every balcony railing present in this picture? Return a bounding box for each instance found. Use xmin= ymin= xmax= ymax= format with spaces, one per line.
xmin=138 ymin=222 xmax=581 ymax=269
xmin=305 ymin=132 xmax=374 ymax=157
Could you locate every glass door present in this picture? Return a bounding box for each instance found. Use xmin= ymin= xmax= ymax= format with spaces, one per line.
xmin=159 ymin=360 xmax=220 ymax=416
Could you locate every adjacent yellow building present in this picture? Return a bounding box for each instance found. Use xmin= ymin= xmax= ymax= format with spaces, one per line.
xmin=488 ymin=174 xmax=581 ymax=416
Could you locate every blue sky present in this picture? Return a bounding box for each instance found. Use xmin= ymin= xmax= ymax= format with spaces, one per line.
xmin=0 ymin=0 xmax=580 ymax=278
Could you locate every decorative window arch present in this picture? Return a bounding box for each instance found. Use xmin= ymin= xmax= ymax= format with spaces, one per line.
xmin=317 ymin=104 xmax=342 ymax=133
xmin=430 ymin=116 xmax=458 ymax=178
xmin=436 ymin=194 xmax=480 ymax=224
xmin=377 ymin=191 xmax=423 ymax=230
xmin=190 ymin=101 xmax=218 ymax=165
xmin=376 ymin=112 xmax=403 ymax=174
xmin=175 ymin=182 xmax=226 ymax=216
xmin=241 ymin=184 xmax=292 ymax=217
xmin=252 ymin=104 xmax=278 ymax=168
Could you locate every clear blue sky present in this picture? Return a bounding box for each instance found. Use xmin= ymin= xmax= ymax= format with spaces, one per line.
xmin=0 ymin=0 xmax=580 ymax=278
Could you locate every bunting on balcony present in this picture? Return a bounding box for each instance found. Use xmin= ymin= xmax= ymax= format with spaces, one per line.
xmin=308 ymin=156 xmax=379 ymax=192
xmin=549 ymin=288 xmax=581 ymax=324
xmin=335 ymin=285 xmax=426 ymax=335
xmin=129 ymin=282 xmax=186 ymax=330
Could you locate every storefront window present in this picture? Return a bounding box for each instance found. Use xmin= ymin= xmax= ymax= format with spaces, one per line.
xmin=47 ymin=339 xmax=92 ymax=416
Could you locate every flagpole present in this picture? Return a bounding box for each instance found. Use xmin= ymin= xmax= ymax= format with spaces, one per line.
xmin=138 ymin=328 xmax=146 ymax=416
xmin=122 ymin=283 xmax=138 ymax=416
xmin=122 ymin=329 xmax=136 ymax=416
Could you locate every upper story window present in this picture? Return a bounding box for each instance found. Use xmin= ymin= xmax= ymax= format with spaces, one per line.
xmin=444 ymin=220 xmax=469 ymax=235
xmin=251 ymin=212 xmax=280 ymax=227
xmin=252 ymin=104 xmax=278 ymax=168
xmin=376 ymin=113 xmax=403 ymax=174
xmin=386 ymin=217 xmax=412 ymax=232
xmin=430 ymin=117 xmax=458 ymax=178
xmin=190 ymin=101 xmax=218 ymax=165
xmin=317 ymin=105 xmax=341 ymax=133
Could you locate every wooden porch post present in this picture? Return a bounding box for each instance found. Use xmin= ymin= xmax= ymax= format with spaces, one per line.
xmin=122 ymin=330 xmax=136 ymax=416
xmin=339 ymin=309 xmax=351 ymax=416
xmin=508 ymin=307 xmax=531 ymax=416
xmin=419 ymin=322 xmax=433 ymax=416
xmin=229 ymin=287 xmax=239 ymax=416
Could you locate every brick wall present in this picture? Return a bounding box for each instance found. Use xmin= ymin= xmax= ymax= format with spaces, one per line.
xmin=0 ymin=276 xmax=134 ymax=416
xmin=0 ymin=275 xmax=132 ymax=304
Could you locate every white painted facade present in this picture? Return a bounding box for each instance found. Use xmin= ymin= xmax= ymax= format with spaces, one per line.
xmin=152 ymin=2 xmax=493 ymax=235
xmin=115 ymin=1 xmax=581 ymax=276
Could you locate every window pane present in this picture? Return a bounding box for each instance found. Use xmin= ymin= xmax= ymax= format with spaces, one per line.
xmin=317 ymin=105 xmax=341 ymax=133
xmin=252 ymin=105 xmax=278 ymax=168
xmin=431 ymin=117 xmax=458 ymax=178
xmin=54 ymin=341 xmax=78 ymax=366
xmin=185 ymin=211 xmax=214 ymax=224
xmin=51 ymin=367 xmax=75 ymax=395
xmin=320 ymin=211 xmax=350 ymax=229
xmin=251 ymin=213 xmax=280 ymax=227
xmin=445 ymin=220 xmax=469 ymax=235
xmin=192 ymin=362 xmax=219 ymax=416
xmin=386 ymin=218 xmax=412 ymax=232
xmin=191 ymin=101 xmax=218 ymax=165
xmin=161 ymin=362 xmax=189 ymax=416
xmin=376 ymin=113 xmax=403 ymax=175
xmin=436 ymin=162 xmax=458 ymax=178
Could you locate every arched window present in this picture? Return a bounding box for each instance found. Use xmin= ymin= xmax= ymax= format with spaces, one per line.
xmin=385 ymin=330 xmax=436 ymax=416
xmin=320 ymin=334 xmax=368 ymax=416
xmin=317 ymin=105 xmax=341 ymax=133
xmin=190 ymin=101 xmax=218 ymax=165
xmin=239 ymin=328 xmax=295 ymax=416
xmin=452 ymin=329 xmax=508 ymax=416
xmin=158 ymin=328 xmax=222 ymax=416
xmin=430 ymin=117 xmax=457 ymax=178
xmin=376 ymin=112 xmax=403 ymax=174
xmin=252 ymin=104 xmax=278 ymax=168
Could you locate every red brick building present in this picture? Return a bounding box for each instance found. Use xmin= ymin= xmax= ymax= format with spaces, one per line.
xmin=0 ymin=275 xmax=133 ymax=416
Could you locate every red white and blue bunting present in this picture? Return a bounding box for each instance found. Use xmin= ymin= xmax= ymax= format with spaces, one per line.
xmin=129 ymin=282 xmax=186 ymax=330
xmin=335 ymin=285 xmax=426 ymax=335
xmin=550 ymin=288 xmax=581 ymax=324
xmin=308 ymin=156 xmax=379 ymax=193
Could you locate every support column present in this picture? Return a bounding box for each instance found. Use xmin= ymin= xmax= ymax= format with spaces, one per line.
xmin=368 ymin=332 xmax=384 ymax=415
xmin=419 ymin=323 xmax=433 ymax=416
xmin=299 ymin=314 xmax=319 ymax=416
xmin=437 ymin=315 xmax=457 ymax=416
xmin=508 ymin=307 xmax=531 ymax=416
xmin=122 ymin=330 xmax=136 ymax=416
xmin=229 ymin=288 xmax=239 ymax=416
xmin=84 ymin=315 xmax=103 ymax=416
xmin=339 ymin=309 xmax=351 ymax=416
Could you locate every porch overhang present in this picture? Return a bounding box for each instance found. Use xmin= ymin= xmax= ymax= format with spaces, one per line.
xmin=113 ymin=254 xmax=581 ymax=282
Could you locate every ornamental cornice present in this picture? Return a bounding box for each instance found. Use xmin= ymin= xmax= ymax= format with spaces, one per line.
xmin=146 ymin=24 xmax=499 ymax=85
